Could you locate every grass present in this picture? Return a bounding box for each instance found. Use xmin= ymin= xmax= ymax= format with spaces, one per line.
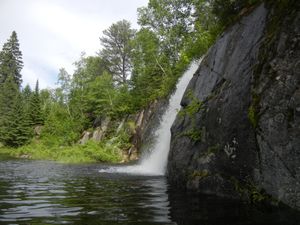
xmin=0 ymin=140 xmax=122 ymax=163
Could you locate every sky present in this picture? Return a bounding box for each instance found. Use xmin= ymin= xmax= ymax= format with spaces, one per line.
xmin=0 ymin=0 xmax=148 ymax=89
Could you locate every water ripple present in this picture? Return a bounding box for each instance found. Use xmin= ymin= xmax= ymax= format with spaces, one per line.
xmin=0 ymin=160 xmax=299 ymax=225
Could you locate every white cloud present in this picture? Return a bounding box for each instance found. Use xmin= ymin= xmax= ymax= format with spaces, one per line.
xmin=0 ymin=0 xmax=148 ymax=89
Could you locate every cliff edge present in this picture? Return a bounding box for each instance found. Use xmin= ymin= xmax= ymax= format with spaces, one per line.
xmin=168 ymin=1 xmax=300 ymax=209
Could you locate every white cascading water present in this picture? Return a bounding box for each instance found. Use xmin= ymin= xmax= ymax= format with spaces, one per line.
xmin=100 ymin=61 xmax=199 ymax=176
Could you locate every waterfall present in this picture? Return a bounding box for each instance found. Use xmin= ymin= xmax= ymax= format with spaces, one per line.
xmin=100 ymin=61 xmax=199 ymax=176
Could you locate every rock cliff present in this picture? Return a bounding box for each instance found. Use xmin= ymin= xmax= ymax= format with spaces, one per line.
xmin=168 ymin=1 xmax=300 ymax=210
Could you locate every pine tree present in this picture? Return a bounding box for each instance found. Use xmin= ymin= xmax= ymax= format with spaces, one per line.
xmin=0 ymin=31 xmax=23 ymax=86
xmin=29 ymin=80 xmax=44 ymax=126
xmin=100 ymin=20 xmax=136 ymax=85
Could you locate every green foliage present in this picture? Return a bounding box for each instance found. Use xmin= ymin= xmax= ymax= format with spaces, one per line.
xmin=181 ymin=128 xmax=202 ymax=142
xmin=41 ymin=102 xmax=83 ymax=146
xmin=0 ymin=31 xmax=23 ymax=86
xmin=1 ymin=0 xmax=257 ymax=159
xmin=138 ymin=0 xmax=218 ymax=62
xmin=131 ymin=28 xmax=164 ymax=106
xmin=248 ymin=105 xmax=258 ymax=128
xmin=0 ymin=75 xmax=32 ymax=147
xmin=99 ymin=20 xmax=136 ymax=85
xmin=29 ymin=80 xmax=44 ymax=126
xmin=230 ymin=176 xmax=272 ymax=204
xmin=184 ymin=26 xmax=217 ymax=60
xmin=248 ymin=93 xmax=260 ymax=128
xmin=190 ymin=170 xmax=209 ymax=179
xmin=179 ymin=91 xmax=203 ymax=118
xmin=212 ymin=0 xmax=262 ymax=27
xmin=1 ymin=140 xmax=121 ymax=163
xmin=56 ymin=68 xmax=71 ymax=104
xmin=207 ymin=144 xmax=220 ymax=154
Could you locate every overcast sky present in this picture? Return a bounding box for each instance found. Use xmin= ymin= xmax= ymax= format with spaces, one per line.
xmin=0 ymin=0 xmax=148 ymax=89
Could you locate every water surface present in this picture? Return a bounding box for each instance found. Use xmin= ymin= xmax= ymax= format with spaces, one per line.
xmin=0 ymin=159 xmax=299 ymax=225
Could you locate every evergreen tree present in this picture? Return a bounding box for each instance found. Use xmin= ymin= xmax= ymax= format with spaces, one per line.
xmin=29 ymin=80 xmax=44 ymax=126
xmin=22 ymin=84 xmax=32 ymax=114
xmin=0 ymin=75 xmax=18 ymax=138
xmin=5 ymin=94 xmax=32 ymax=147
xmin=99 ymin=20 xmax=136 ymax=85
xmin=0 ymin=31 xmax=23 ymax=86
xmin=0 ymin=75 xmax=31 ymax=147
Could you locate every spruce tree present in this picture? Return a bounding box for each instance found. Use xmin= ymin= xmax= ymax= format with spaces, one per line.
xmin=0 ymin=75 xmax=31 ymax=146
xmin=22 ymin=84 xmax=32 ymax=114
xmin=0 ymin=75 xmax=18 ymax=142
xmin=29 ymin=80 xmax=44 ymax=126
xmin=0 ymin=31 xmax=23 ymax=86
xmin=5 ymin=94 xmax=32 ymax=147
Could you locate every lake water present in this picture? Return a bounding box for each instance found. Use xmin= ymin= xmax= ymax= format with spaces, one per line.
xmin=0 ymin=159 xmax=299 ymax=225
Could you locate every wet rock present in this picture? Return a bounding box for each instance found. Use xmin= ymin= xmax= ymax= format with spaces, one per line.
xmin=168 ymin=2 xmax=300 ymax=210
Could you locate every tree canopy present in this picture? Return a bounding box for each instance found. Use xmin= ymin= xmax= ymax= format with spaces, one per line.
xmin=99 ymin=20 xmax=136 ymax=85
xmin=0 ymin=1 xmax=260 ymax=152
xmin=0 ymin=31 xmax=23 ymax=87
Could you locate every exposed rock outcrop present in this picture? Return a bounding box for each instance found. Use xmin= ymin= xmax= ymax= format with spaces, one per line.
xmin=92 ymin=117 xmax=111 ymax=142
xmin=78 ymin=98 xmax=168 ymax=161
xmin=123 ymin=99 xmax=168 ymax=161
xmin=78 ymin=131 xmax=92 ymax=145
xmin=168 ymin=1 xmax=300 ymax=210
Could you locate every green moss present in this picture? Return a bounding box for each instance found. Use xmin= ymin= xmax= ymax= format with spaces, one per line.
xmin=206 ymin=144 xmax=221 ymax=155
xmin=248 ymin=105 xmax=258 ymax=128
xmin=178 ymin=128 xmax=202 ymax=143
xmin=190 ymin=170 xmax=209 ymax=179
xmin=248 ymin=92 xmax=261 ymax=128
xmin=252 ymin=0 xmax=297 ymax=96
xmin=230 ymin=176 xmax=274 ymax=204
xmin=179 ymin=90 xmax=203 ymax=118
xmin=208 ymin=144 xmax=220 ymax=153
xmin=198 ymin=144 xmax=220 ymax=158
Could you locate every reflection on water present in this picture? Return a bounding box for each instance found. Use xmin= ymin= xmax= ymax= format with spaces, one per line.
xmin=0 ymin=160 xmax=299 ymax=225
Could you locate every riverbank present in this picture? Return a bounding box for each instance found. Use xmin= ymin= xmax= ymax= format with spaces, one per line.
xmin=0 ymin=140 xmax=122 ymax=163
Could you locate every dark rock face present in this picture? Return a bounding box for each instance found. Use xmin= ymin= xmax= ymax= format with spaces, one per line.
xmin=168 ymin=2 xmax=300 ymax=210
xmin=125 ymin=98 xmax=169 ymax=161
xmin=254 ymin=3 xmax=300 ymax=209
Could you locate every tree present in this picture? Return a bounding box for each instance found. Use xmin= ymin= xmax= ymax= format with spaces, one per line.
xmin=56 ymin=68 xmax=71 ymax=104
xmin=138 ymin=0 xmax=218 ymax=63
xmin=0 ymin=75 xmax=19 ymax=141
xmin=212 ymin=0 xmax=260 ymax=26
xmin=137 ymin=0 xmax=194 ymax=63
xmin=99 ymin=20 xmax=136 ymax=85
xmin=131 ymin=28 xmax=167 ymax=106
xmin=22 ymin=84 xmax=32 ymax=114
xmin=0 ymin=75 xmax=31 ymax=147
xmin=0 ymin=31 xmax=23 ymax=86
xmin=29 ymin=80 xmax=44 ymax=126
xmin=5 ymin=93 xmax=32 ymax=147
